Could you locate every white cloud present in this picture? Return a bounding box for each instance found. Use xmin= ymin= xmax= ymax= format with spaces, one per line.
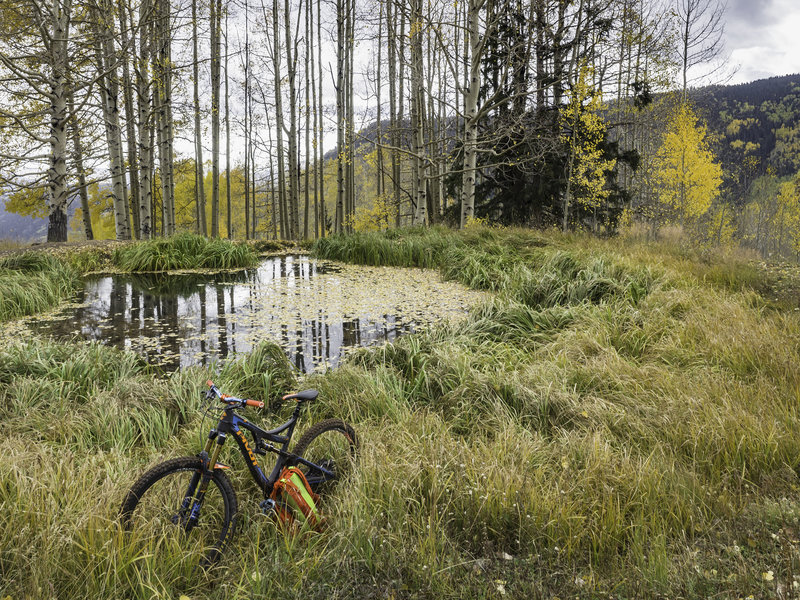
xmin=726 ymin=0 xmax=800 ymax=83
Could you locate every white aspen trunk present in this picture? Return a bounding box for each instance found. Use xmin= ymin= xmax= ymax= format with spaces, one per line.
xmin=137 ymin=0 xmax=153 ymax=238
xmin=118 ymin=0 xmax=141 ymax=238
xmin=410 ymin=0 xmax=427 ymax=225
xmin=316 ymin=0 xmax=325 ymax=236
xmin=387 ymin=0 xmax=401 ymax=227
xmin=225 ymin=4 xmax=231 ymax=238
xmin=244 ymin=3 xmax=250 ymax=238
xmin=192 ymin=0 xmax=207 ymax=235
xmin=376 ymin=1 xmax=384 ymax=200
xmin=310 ymin=0 xmax=319 ymax=238
xmin=156 ymin=0 xmax=175 ymax=235
xmin=272 ymin=0 xmax=288 ymax=239
xmin=346 ymin=0 xmax=355 ymax=232
xmin=45 ymin=0 xmax=73 ymax=242
xmin=210 ymin=0 xmax=222 ymax=237
xmin=335 ymin=0 xmax=345 ymax=233
xmin=460 ymin=0 xmax=482 ymax=228
xmin=303 ymin=0 xmax=311 ymax=239
xmin=284 ymin=0 xmax=299 ymax=239
xmin=397 ymin=8 xmax=406 ymax=225
xmin=92 ymin=5 xmax=131 ymax=241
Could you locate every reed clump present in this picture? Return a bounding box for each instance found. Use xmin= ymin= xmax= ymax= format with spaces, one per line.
xmin=0 ymin=252 xmax=80 ymax=320
xmin=111 ymin=233 xmax=258 ymax=272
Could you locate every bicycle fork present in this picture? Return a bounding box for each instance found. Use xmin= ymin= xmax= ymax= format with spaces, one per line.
xmin=176 ymin=430 xmax=226 ymax=531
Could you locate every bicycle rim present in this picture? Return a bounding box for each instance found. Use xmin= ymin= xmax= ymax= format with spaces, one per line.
xmin=121 ymin=460 xmax=236 ymax=569
xmin=293 ymin=420 xmax=358 ymax=496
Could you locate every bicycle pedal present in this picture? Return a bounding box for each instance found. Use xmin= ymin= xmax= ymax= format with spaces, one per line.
xmin=259 ymin=499 xmax=276 ymax=515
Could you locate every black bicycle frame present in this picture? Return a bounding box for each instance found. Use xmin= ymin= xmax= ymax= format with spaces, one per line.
xmin=203 ymin=401 xmax=335 ymax=497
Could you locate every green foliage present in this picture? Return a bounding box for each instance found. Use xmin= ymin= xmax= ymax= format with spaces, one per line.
xmin=111 ymin=233 xmax=258 ymax=272
xmin=312 ymin=226 xmax=459 ymax=268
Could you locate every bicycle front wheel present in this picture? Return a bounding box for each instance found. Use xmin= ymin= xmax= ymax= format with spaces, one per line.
xmin=292 ymin=419 xmax=358 ymax=496
xmin=119 ymin=456 xmax=238 ymax=567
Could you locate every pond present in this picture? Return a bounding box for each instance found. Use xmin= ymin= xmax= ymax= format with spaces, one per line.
xmin=26 ymin=255 xmax=484 ymax=373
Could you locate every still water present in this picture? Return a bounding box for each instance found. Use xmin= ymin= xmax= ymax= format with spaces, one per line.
xmin=27 ymin=256 xmax=482 ymax=373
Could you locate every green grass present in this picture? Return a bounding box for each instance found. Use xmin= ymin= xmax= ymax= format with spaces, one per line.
xmin=112 ymin=233 xmax=258 ymax=272
xmin=3 ymin=227 xmax=800 ymax=598
xmin=0 ymin=252 xmax=80 ymax=320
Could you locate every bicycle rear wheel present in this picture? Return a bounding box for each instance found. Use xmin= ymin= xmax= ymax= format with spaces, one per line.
xmin=292 ymin=419 xmax=358 ymax=496
xmin=119 ymin=456 xmax=238 ymax=567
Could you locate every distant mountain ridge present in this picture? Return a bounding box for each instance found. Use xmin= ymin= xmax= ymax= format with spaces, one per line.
xmin=690 ymin=73 xmax=800 ymax=182
xmin=0 ymin=197 xmax=47 ymax=242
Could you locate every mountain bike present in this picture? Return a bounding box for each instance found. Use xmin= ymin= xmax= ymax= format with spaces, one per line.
xmin=119 ymin=380 xmax=358 ymax=565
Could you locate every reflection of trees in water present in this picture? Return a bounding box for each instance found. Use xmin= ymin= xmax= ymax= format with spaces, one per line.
xmin=29 ymin=256 xmax=424 ymax=372
xmin=126 ymin=270 xmax=250 ymax=298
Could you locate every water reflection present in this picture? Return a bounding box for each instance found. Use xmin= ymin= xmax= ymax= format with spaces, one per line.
xmin=28 ymin=256 xmax=476 ymax=373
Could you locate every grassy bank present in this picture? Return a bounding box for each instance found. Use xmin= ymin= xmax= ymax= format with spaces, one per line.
xmin=2 ymin=227 xmax=800 ymax=598
xmin=0 ymin=252 xmax=80 ymax=320
xmin=0 ymin=234 xmax=259 ymax=321
xmin=111 ymin=233 xmax=258 ymax=272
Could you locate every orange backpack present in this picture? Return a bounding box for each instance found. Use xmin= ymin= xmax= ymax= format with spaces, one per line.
xmin=269 ymin=466 xmax=324 ymax=531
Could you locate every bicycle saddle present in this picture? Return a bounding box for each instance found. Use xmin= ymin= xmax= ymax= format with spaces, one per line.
xmin=283 ymin=389 xmax=319 ymax=402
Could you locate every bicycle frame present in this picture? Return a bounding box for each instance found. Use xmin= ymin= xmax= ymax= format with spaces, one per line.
xmin=205 ymin=401 xmax=334 ymax=495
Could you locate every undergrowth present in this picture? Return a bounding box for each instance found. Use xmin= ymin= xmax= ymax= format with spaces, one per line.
xmin=112 ymin=233 xmax=258 ymax=272
xmin=0 ymin=252 xmax=80 ymax=320
xmin=3 ymin=227 xmax=800 ymax=599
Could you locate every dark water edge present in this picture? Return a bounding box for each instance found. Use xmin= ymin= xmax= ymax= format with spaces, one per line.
xmin=26 ymin=256 xmax=428 ymax=373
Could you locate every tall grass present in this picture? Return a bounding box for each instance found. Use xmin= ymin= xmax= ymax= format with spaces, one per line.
xmin=112 ymin=233 xmax=258 ymax=272
xmin=3 ymin=227 xmax=800 ymax=598
xmin=0 ymin=252 xmax=80 ymax=320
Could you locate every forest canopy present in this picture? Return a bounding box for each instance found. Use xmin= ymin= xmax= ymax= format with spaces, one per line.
xmin=0 ymin=0 xmax=798 ymax=259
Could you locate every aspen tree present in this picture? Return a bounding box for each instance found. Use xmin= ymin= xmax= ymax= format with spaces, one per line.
xmin=192 ymin=0 xmax=207 ymax=235
xmin=137 ymin=0 xmax=154 ymax=238
xmin=211 ymin=0 xmax=222 ymax=237
xmin=117 ymin=0 xmax=141 ymax=238
xmin=68 ymin=91 xmax=93 ymax=240
xmin=410 ymin=0 xmax=427 ymax=225
xmin=653 ymin=102 xmax=722 ymax=224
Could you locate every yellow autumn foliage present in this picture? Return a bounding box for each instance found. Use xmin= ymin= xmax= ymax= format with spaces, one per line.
xmin=653 ymin=102 xmax=723 ymax=221
xmin=560 ymin=66 xmax=616 ymax=211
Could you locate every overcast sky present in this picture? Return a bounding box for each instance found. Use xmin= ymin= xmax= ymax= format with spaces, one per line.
xmin=725 ymin=0 xmax=800 ymax=83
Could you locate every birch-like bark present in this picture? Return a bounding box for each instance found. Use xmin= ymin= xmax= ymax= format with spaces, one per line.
xmin=154 ymin=0 xmax=175 ymax=235
xmin=460 ymin=0 xmax=483 ymax=228
xmin=118 ymin=0 xmax=141 ymax=238
xmin=68 ymin=92 xmax=93 ymax=240
xmin=303 ymin=0 xmax=311 ymax=239
xmin=210 ymin=0 xmax=222 ymax=237
xmin=137 ymin=0 xmax=153 ymax=238
xmin=284 ymin=0 xmax=299 ymax=239
xmin=410 ymin=0 xmax=426 ymax=225
xmin=92 ymin=4 xmax=131 ymax=240
xmin=272 ymin=0 xmax=287 ymax=239
xmin=225 ymin=4 xmax=231 ymax=238
xmin=192 ymin=0 xmax=207 ymax=235
xmin=310 ymin=0 xmax=319 ymax=238
xmin=346 ymin=0 xmax=355 ymax=231
xmin=316 ymin=0 xmax=325 ymax=236
xmin=335 ymin=0 xmax=345 ymax=233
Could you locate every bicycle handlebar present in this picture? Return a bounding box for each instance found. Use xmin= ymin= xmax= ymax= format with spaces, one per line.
xmin=205 ymin=380 xmax=265 ymax=409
